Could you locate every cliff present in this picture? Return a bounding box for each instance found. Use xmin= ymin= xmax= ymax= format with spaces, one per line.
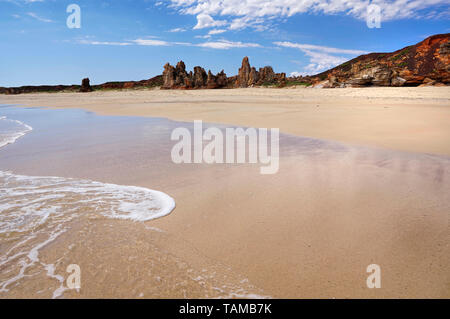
xmin=302 ymin=33 xmax=450 ymax=88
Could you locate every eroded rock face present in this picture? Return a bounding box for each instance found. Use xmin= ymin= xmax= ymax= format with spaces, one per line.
xmin=193 ymin=66 xmax=207 ymax=88
xmin=162 ymin=63 xmax=176 ymax=89
xmin=237 ymin=57 xmax=252 ymax=87
xmin=249 ymin=67 xmax=259 ymax=87
xmin=162 ymin=61 xmax=228 ymax=89
xmin=160 ymin=57 xmax=286 ymax=89
xmin=311 ymin=33 xmax=450 ymax=87
xmin=80 ymin=78 xmax=93 ymax=92
xmin=235 ymin=57 xmax=286 ymax=87
xmin=206 ymin=70 xmax=228 ymax=89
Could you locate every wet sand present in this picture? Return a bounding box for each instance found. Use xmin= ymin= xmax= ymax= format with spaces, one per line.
xmin=2 ymin=87 xmax=450 ymax=156
xmin=0 ymin=106 xmax=448 ymax=298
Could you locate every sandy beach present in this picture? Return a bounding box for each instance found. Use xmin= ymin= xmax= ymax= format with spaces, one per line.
xmin=0 ymin=87 xmax=449 ymax=299
xmin=2 ymin=87 xmax=450 ymax=155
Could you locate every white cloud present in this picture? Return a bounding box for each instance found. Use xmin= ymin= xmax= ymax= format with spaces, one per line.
xmin=208 ymin=29 xmax=227 ymax=35
xmin=168 ymin=27 xmax=187 ymax=32
xmin=132 ymin=38 xmax=171 ymax=46
xmin=27 ymin=12 xmax=53 ymax=23
xmin=274 ymin=41 xmax=368 ymax=55
xmin=78 ymin=39 xmax=131 ymax=46
xmin=301 ymin=50 xmax=349 ymax=75
xmin=77 ymin=37 xmax=171 ymax=46
xmin=170 ymin=0 xmax=449 ymax=30
xmin=197 ymin=40 xmax=261 ymax=49
xmin=193 ymin=13 xmax=227 ymax=29
xmin=275 ymin=41 xmax=367 ymax=75
xmin=77 ymin=37 xmax=261 ymax=50
xmin=229 ymin=16 xmax=267 ymax=31
xmin=195 ymin=34 xmax=212 ymax=39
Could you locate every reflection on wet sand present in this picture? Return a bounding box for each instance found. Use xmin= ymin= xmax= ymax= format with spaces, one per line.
xmin=0 ymin=106 xmax=448 ymax=298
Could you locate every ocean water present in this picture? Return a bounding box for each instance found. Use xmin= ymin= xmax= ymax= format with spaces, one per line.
xmin=0 ymin=115 xmax=32 ymax=148
xmin=0 ymin=108 xmax=176 ymax=295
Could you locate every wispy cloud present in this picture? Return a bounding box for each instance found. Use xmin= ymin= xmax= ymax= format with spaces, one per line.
xmin=195 ymin=29 xmax=227 ymax=39
xmin=168 ymin=27 xmax=187 ymax=33
xmin=298 ymin=50 xmax=349 ymax=75
xmin=197 ymin=40 xmax=261 ymax=49
xmin=77 ymin=36 xmax=261 ymax=50
xmin=27 ymin=12 xmax=53 ymax=23
xmin=274 ymin=42 xmax=368 ymax=56
xmin=275 ymin=41 xmax=367 ymax=76
xmin=132 ymin=38 xmax=171 ymax=46
xmin=78 ymin=39 xmax=132 ymax=46
xmin=208 ymin=29 xmax=227 ymax=35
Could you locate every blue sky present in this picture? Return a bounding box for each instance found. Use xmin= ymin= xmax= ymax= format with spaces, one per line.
xmin=0 ymin=0 xmax=449 ymax=87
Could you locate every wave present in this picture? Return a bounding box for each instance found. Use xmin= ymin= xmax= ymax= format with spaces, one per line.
xmin=0 ymin=116 xmax=33 ymax=148
xmin=0 ymin=171 xmax=176 ymax=229
xmin=0 ymin=116 xmax=175 ymax=296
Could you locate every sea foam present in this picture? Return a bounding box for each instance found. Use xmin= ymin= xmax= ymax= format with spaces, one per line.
xmin=0 ymin=116 xmax=33 ymax=148
xmin=0 ymin=116 xmax=175 ymax=225
xmin=0 ymin=115 xmax=175 ymax=296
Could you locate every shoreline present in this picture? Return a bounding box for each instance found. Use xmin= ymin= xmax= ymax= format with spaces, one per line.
xmin=0 ymin=106 xmax=449 ymax=298
xmin=1 ymin=87 xmax=449 ymax=156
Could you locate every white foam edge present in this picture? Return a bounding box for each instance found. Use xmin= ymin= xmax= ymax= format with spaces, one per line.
xmin=0 ymin=116 xmax=33 ymax=148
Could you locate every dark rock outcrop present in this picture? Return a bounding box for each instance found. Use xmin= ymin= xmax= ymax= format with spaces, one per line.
xmin=161 ymin=57 xmax=285 ymax=89
xmin=161 ymin=60 xmax=228 ymax=89
xmin=162 ymin=63 xmax=177 ymax=89
xmin=206 ymin=70 xmax=227 ymax=89
xmin=193 ymin=66 xmax=207 ymax=88
xmin=235 ymin=57 xmax=286 ymax=87
xmin=79 ymin=78 xmax=93 ymax=92
xmin=237 ymin=57 xmax=252 ymax=87
xmin=309 ymin=33 xmax=450 ymax=87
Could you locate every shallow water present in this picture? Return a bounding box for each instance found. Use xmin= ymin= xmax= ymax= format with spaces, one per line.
xmin=0 ymin=106 xmax=282 ymax=298
xmin=0 ymin=107 xmax=180 ymax=296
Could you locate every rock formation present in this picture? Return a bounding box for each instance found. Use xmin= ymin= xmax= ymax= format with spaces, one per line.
xmin=309 ymin=33 xmax=450 ymax=88
xmin=161 ymin=60 xmax=228 ymax=89
xmin=79 ymin=78 xmax=93 ymax=92
xmin=160 ymin=57 xmax=286 ymax=89
xmin=235 ymin=57 xmax=286 ymax=87
xmin=2 ymin=34 xmax=448 ymax=95
xmin=237 ymin=57 xmax=252 ymax=87
xmin=206 ymin=70 xmax=227 ymax=89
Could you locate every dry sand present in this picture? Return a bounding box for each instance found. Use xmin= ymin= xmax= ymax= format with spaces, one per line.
xmin=2 ymin=86 xmax=450 ymax=156
xmin=1 ymin=87 xmax=449 ymax=299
